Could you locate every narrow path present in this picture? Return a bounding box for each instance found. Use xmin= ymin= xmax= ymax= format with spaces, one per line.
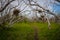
xmin=33 ymin=26 xmax=39 ymax=40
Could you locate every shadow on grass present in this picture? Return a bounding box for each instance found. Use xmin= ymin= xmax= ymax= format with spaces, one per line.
xmin=45 ymin=24 xmax=60 ymax=40
xmin=52 ymin=26 xmax=60 ymax=40
xmin=0 ymin=26 xmax=15 ymax=40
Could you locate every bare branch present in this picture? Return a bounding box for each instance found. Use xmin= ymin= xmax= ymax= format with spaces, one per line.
xmin=0 ymin=0 xmax=15 ymax=12
xmin=29 ymin=3 xmax=59 ymax=19
xmin=55 ymin=0 xmax=60 ymax=3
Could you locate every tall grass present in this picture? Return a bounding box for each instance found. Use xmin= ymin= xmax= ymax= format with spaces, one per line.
xmin=0 ymin=22 xmax=60 ymax=40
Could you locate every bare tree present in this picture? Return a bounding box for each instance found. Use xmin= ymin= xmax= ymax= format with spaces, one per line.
xmin=0 ymin=0 xmax=60 ymax=28
xmin=22 ymin=0 xmax=60 ymax=29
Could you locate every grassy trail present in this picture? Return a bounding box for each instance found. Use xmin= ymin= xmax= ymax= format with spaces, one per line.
xmin=0 ymin=22 xmax=60 ymax=40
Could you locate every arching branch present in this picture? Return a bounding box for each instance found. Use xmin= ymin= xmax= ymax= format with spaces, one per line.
xmin=0 ymin=0 xmax=15 ymax=12
xmin=29 ymin=3 xmax=59 ymax=19
xmin=55 ymin=0 xmax=60 ymax=3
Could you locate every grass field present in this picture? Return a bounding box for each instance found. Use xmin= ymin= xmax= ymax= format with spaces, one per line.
xmin=0 ymin=22 xmax=60 ymax=40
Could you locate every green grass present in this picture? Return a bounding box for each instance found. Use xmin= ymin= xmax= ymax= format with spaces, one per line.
xmin=0 ymin=22 xmax=60 ymax=40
